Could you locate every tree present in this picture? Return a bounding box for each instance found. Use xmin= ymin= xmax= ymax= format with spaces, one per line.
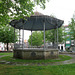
xmin=0 ymin=25 xmax=18 ymax=51
xmin=45 ymin=29 xmax=55 ymax=44
xmin=44 ymin=14 xmax=64 ymax=45
xmin=28 ymin=31 xmax=43 ymax=47
xmin=28 ymin=28 xmax=64 ymax=47
xmin=0 ymin=0 xmax=50 ymax=25
xmin=69 ymin=18 xmax=75 ymax=46
xmin=45 ymin=27 xmax=64 ymax=46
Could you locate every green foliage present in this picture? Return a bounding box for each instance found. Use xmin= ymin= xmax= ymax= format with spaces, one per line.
xmin=69 ymin=18 xmax=75 ymax=40
xmin=63 ymin=31 xmax=68 ymax=42
xmin=28 ymin=31 xmax=43 ymax=46
xmin=34 ymin=0 xmax=50 ymax=9
xmin=45 ymin=28 xmax=64 ymax=44
xmin=58 ymin=28 xmax=64 ymax=42
xmin=45 ymin=29 xmax=55 ymax=43
xmin=0 ymin=25 xmax=18 ymax=51
xmin=28 ymin=28 xmax=64 ymax=46
xmin=0 ymin=25 xmax=18 ymax=43
xmin=0 ymin=0 xmax=50 ymax=25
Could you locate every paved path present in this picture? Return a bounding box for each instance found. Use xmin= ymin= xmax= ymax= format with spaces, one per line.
xmin=0 ymin=54 xmax=75 ymax=66
xmin=49 ymin=54 xmax=75 ymax=66
xmin=0 ymin=55 xmax=8 ymax=58
xmin=29 ymin=54 xmax=75 ymax=66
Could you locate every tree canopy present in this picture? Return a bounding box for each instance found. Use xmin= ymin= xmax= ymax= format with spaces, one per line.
xmin=69 ymin=18 xmax=75 ymax=46
xmin=28 ymin=31 xmax=43 ymax=47
xmin=69 ymin=18 xmax=75 ymax=40
xmin=45 ymin=28 xmax=64 ymax=44
xmin=28 ymin=27 xmax=64 ymax=47
xmin=0 ymin=0 xmax=50 ymax=25
xmin=0 ymin=25 xmax=18 ymax=50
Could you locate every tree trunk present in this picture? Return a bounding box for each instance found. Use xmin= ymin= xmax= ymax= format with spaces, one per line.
xmin=52 ymin=41 xmax=55 ymax=47
xmin=7 ymin=43 xmax=9 ymax=51
xmin=74 ymin=40 xmax=75 ymax=46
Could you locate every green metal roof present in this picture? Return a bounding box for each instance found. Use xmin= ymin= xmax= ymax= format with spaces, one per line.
xmin=10 ymin=12 xmax=64 ymax=31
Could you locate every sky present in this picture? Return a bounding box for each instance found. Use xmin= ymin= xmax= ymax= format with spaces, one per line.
xmin=24 ymin=0 xmax=75 ymax=40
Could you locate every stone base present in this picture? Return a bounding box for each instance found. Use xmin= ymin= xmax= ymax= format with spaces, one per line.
xmin=13 ymin=48 xmax=59 ymax=60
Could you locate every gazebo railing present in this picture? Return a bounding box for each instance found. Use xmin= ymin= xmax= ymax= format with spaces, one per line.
xmin=14 ymin=43 xmax=57 ymax=49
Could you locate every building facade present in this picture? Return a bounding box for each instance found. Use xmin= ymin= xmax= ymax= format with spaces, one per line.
xmin=64 ymin=25 xmax=74 ymax=51
xmin=64 ymin=25 xmax=71 ymax=49
xmin=0 ymin=42 xmax=14 ymax=51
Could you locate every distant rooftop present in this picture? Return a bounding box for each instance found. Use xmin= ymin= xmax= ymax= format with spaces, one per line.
xmin=31 ymin=11 xmax=44 ymax=16
xmin=64 ymin=25 xmax=69 ymax=27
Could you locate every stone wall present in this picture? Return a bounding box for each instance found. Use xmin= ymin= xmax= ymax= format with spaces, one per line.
xmin=13 ymin=48 xmax=59 ymax=60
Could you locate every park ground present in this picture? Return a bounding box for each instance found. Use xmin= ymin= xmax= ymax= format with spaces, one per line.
xmin=0 ymin=52 xmax=75 ymax=75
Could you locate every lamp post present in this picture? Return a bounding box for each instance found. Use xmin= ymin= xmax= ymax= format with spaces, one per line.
xmin=14 ymin=25 xmax=15 ymax=49
xmin=22 ymin=25 xmax=24 ymax=49
xmin=57 ymin=26 xmax=58 ymax=49
xmin=43 ymin=20 xmax=46 ymax=50
xmin=31 ymin=31 xmax=32 ymax=47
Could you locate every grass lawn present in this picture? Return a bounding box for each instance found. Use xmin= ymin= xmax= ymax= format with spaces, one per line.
xmin=0 ymin=52 xmax=74 ymax=75
xmin=0 ymin=53 xmax=72 ymax=64
xmin=0 ymin=64 xmax=75 ymax=75
xmin=0 ymin=52 xmax=13 ymax=56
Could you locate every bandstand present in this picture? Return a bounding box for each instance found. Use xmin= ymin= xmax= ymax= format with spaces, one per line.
xmin=10 ymin=12 xmax=64 ymax=59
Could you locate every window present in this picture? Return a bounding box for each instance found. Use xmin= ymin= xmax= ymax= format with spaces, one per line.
xmin=66 ymin=41 xmax=70 ymax=44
